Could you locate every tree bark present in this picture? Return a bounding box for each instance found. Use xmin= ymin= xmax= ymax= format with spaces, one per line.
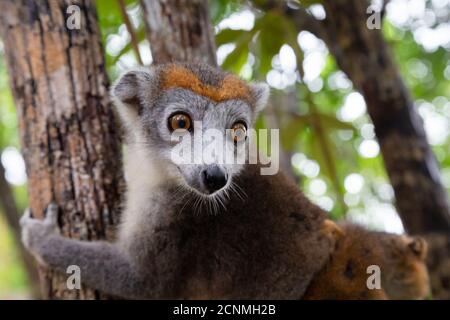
xmin=0 ymin=159 xmax=40 ymax=298
xmin=0 ymin=0 xmax=124 ymax=299
xmin=141 ymin=0 xmax=217 ymax=65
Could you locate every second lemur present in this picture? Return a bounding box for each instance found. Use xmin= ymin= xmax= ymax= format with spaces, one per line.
xmin=20 ymin=62 xmax=337 ymax=299
xmin=304 ymin=223 xmax=429 ymax=300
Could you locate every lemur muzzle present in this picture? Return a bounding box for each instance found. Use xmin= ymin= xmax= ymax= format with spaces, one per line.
xmin=202 ymin=166 xmax=228 ymax=193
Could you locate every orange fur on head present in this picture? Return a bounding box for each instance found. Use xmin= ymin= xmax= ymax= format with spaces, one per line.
xmin=160 ymin=65 xmax=254 ymax=106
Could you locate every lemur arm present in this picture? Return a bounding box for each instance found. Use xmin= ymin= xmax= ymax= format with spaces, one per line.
xmin=20 ymin=204 xmax=150 ymax=299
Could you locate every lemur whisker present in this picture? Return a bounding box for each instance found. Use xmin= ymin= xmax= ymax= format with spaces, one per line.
xmin=215 ymin=192 xmax=227 ymax=212
xmin=235 ymin=183 xmax=248 ymax=198
xmin=229 ymin=182 xmax=245 ymax=202
xmin=193 ymin=194 xmax=203 ymax=217
xmin=207 ymin=196 xmax=214 ymax=215
xmin=213 ymin=196 xmax=220 ymax=215
xmin=180 ymin=196 xmax=194 ymax=216
xmin=176 ymin=188 xmax=193 ymax=216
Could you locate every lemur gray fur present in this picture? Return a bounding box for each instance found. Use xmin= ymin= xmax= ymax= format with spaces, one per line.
xmin=20 ymin=62 xmax=337 ymax=299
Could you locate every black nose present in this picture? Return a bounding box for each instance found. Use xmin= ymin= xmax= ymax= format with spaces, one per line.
xmin=202 ymin=166 xmax=228 ymax=193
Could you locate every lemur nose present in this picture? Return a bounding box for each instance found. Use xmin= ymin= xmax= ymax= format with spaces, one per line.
xmin=202 ymin=166 xmax=228 ymax=194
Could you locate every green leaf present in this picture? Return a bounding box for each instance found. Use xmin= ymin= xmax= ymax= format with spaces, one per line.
xmin=300 ymin=0 xmax=324 ymax=6
xmin=209 ymin=0 xmax=242 ymax=25
xmin=220 ymin=28 xmax=256 ymax=73
xmin=216 ymin=29 xmax=247 ymax=46
xmin=222 ymin=43 xmax=249 ymax=73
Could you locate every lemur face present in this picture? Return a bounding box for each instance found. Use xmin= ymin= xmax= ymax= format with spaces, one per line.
xmin=147 ymin=88 xmax=254 ymax=195
xmin=112 ymin=63 xmax=269 ymax=196
xmin=383 ymin=235 xmax=430 ymax=299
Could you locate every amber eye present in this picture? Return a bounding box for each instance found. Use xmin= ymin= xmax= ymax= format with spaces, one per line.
xmin=169 ymin=113 xmax=192 ymax=131
xmin=231 ymin=122 xmax=247 ymax=143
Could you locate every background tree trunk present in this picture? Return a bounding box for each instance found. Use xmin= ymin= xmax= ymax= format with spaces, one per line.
xmin=141 ymin=0 xmax=217 ymax=65
xmin=0 ymin=0 xmax=124 ymax=299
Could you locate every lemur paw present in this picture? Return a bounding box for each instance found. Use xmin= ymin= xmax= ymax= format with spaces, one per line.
xmin=20 ymin=203 xmax=59 ymax=256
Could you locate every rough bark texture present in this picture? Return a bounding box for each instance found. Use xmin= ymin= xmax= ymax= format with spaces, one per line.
xmin=0 ymin=0 xmax=124 ymax=299
xmin=141 ymin=0 xmax=217 ymax=65
xmin=425 ymin=233 xmax=450 ymax=299
xmin=0 ymin=160 xmax=40 ymax=298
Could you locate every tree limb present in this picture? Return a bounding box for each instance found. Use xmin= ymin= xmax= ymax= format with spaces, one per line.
xmin=117 ymin=0 xmax=144 ymax=65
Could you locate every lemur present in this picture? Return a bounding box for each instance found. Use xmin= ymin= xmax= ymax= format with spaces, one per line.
xmin=303 ymin=223 xmax=430 ymax=300
xmin=20 ymin=62 xmax=338 ymax=299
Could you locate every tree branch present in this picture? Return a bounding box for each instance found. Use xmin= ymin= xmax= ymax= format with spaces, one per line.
xmin=118 ymin=0 xmax=144 ymax=65
xmin=251 ymin=1 xmax=332 ymax=47
xmin=381 ymin=0 xmax=391 ymax=19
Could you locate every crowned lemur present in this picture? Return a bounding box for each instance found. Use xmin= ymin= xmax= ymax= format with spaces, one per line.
xmin=20 ymin=63 xmax=337 ymax=299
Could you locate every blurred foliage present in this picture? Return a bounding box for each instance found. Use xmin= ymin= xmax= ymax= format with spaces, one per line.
xmin=0 ymin=214 xmax=28 ymax=299
xmin=0 ymin=0 xmax=449 ymax=298
xmin=96 ymin=0 xmax=145 ymax=79
xmin=210 ymin=0 xmax=242 ymax=24
xmin=0 ymin=46 xmax=29 ymax=298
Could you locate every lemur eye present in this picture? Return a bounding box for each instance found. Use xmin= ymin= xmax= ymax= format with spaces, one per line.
xmin=169 ymin=113 xmax=192 ymax=131
xmin=231 ymin=122 xmax=247 ymax=143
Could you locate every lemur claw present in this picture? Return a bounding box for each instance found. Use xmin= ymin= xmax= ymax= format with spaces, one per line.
xmin=20 ymin=202 xmax=60 ymax=258
xmin=44 ymin=202 xmax=59 ymax=226
xmin=19 ymin=208 xmax=32 ymax=227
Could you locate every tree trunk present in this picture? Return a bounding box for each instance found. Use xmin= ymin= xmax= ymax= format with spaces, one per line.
xmin=0 ymin=0 xmax=124 ymax=299
xmin=0 ymin=159 xmax=40 ymax=298
xmin=141 ymin=0 xmax=217 ymax=65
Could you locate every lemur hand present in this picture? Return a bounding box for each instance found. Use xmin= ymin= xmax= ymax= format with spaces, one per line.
xmin=20 ymin=203 xmax=59 ymax=260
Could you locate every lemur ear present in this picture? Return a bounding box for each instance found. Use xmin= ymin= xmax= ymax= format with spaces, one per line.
xmin=408 ymin=237 xmax=428 ymax=260
xmin=321 ymin=219 xmax=345 ymax=241
xmin=111 ymin=67 xmax=155 ymax=125
xmin=250 ymin=82 xmax=270 ymax=113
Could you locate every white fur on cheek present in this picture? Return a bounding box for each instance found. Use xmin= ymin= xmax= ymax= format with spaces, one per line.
xmin=117 ymin=128 xmax=185 ymax=243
